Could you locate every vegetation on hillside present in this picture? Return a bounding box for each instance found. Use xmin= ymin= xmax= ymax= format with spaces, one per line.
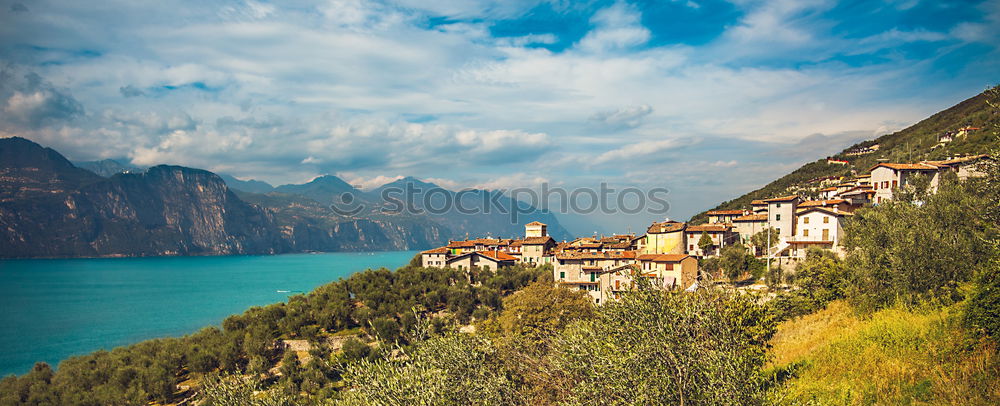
xmin=0 ymin=261 xmax=549 ymax=405
xmin=767 ymin=300 xmax=1000 ymax=405
xmin=335 ymin=284 xmax=776 ymax=406
xmin=691 ymin=85 xmax=1000 ymax=223
xmin=763 ymin=148 xmax=1000 ymax=404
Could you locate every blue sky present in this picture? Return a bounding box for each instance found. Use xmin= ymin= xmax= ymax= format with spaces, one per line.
xmin=0 ymin=0 xmax=998 ymax=232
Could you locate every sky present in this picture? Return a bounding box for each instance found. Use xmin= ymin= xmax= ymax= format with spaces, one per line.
xmin=0 ymin=0 xmax=998 ymax=233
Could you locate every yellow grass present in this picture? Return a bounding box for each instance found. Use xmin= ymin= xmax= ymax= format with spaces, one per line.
xmin=767 ymin=301 xmax=1000 ymax=405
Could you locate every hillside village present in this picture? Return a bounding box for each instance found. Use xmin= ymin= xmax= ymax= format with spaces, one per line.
xmin=420 ymin=153 xmax=992 ymax=304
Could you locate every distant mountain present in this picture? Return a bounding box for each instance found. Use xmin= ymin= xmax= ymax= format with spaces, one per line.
xmin=73 ymin=159 xmax=143 ymax=177
xmin=0 ymin=137 xmax=575 ymax=257
xmin=0 ymin=137 xmax=448 ymax=257
xmin=691 ymin=87 xmax=1000 ymax=223
xmin=219 ymin=174 xmax=274 ymax=194
xmin=364 ymin=176 xmax=574 ymax=242
xmin=273 ymin=175 xmax=359 ymax=205
xmin=259 ymin=175 xmax=575 ymax=243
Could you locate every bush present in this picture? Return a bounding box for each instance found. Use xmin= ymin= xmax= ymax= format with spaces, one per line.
xmin=552 ymin=289 xmax=777 ymax=405
xmin=965 ymin=257 xmax=1000 ymax=340
xmin=771 ymin=248 xmax=846 ymax=320
xmin=842 ymin=175 xmax=995 ymax=311
xmin=336 ymin=334 xmax=523 ymax=406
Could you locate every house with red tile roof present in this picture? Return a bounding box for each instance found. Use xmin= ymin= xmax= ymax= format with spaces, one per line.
xmin=445 ymin=250 xmax=517 ymax=271
xmin=706 ymin=209 xmax=748 ymax=224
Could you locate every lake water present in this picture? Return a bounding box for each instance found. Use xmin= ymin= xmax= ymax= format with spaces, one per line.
xmin=0 ymin=251 xmax=416 ymax=376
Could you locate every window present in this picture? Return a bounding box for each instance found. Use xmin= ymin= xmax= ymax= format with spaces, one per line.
xmin=823 ymin=216 xmax=829 ymax=224
xmin=776 ymin=214 xmax=781 ymax=221
xmin=892 ymin=180 xmax=898 ymax=188
xmin=822 ymin=229 xmax=830 ymax=240
xmin=803 ymin=229 xmax=809 ymax=237
xmin=590 ymin=272 xmax=596 ymax=282
xmin=776 ymin=203 xmax=782 ymax=208
xmin=689 ymin=244 xmax=694 ymax=251
xmin=803 ymin=217 xmax=809 ymax=224
xmin=559 ymin=271 xmax=565 ymax=279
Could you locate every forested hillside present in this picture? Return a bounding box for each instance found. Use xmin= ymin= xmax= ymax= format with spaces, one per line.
xmin=691 ymin=85 xmax=1000 ymax=222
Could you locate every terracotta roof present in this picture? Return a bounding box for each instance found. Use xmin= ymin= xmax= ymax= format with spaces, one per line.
xmin=525 ymin=221 xmax=546 ymax=226
xmin=637 ymin=254 xmax=690 ymax=262
xmin=477 ymin=250 xmax=518 ymax=261
xmin=820 ymin=187 xmax=838 ymax=192
xmin=786 ymin=240 xmax=834 ymax=245
xmin=870 ymin=163 xmax=939 ymax=172
xmin=473 ymin=238 xmax=507 ymax=245
xmin=555 ymin=251 xmax=638 ymax=260
xmin=763 ymin=195 xmax=800 ymax=203
xmin=686 ymin=224 xmax=732 ymax=233
xmin=646 ymin=220 xmax=686 ymax=234
xmin=421 ymin=247 xmax=449 ymax=254
xmin=799 ymin=199 xmax=849 ymax=207
xmin=509 ymin=240 xmax=523 ymax=247
xmin=706 ymin=209 xmax=746 ymax=216
xmin=751 ymin=200 xmax=767 ymax=205
xmin=796 ymin=206 xmax=854 ymax=217
xmin=733 ymin=214 xmax=767 ymax=222
xmin=523 ymin=236 xmax=555 ymax=245
xmin=447 ymin=240 xmax=475 ymax=248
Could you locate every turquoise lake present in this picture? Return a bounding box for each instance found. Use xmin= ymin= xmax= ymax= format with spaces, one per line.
xmin=0 ymin=251 xmax=416 ymax=376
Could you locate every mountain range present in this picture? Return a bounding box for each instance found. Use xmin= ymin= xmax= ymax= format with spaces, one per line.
xmin=1 ymin=137 xmax=570 ymax=258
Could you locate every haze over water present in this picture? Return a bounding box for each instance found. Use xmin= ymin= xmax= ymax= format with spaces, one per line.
xmin=0 ymin=251 xmax=416 ymax=376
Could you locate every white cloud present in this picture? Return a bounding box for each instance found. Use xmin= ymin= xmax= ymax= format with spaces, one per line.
xmin=344 ymin=174 xmax=403 ymax=190
xmin=576 ymin=1 xmax=651 ymax=53
xmin=594 ymin=138 xmax=680 ymax=164
xmin=1 ymin=0 xmax=994 ymax=220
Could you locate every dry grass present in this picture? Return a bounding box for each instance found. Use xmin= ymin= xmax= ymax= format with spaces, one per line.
xmin=767 ymin=300 xmax=1000 ymax=405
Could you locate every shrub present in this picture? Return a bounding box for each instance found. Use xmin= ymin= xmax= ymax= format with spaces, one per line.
xmin=552 ymin=289 xmax=777 ymax=405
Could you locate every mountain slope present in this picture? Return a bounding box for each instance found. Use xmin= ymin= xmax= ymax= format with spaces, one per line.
xmin=0 ymin=138 xmax=450 ymax=257
xmin=691 ymin=86 xmax=1000 ymax=222
xmin=0 ymin=141 xmax=287 ymax=257
xmin=273 ymin=175 xmax=357 ymax=203
xmin=219 ymin=174 xmax=275 ymax=194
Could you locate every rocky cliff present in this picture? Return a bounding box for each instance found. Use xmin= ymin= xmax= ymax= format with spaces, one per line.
xmin=0 ymin=137 xmax=450 ymax=258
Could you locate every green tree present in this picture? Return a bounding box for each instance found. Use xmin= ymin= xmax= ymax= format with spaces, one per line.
xmin=770 ymin=248 xmax=846 ymax=320
xmin=718 ymin=243 xmax=757 ymax=282
xmin=552 ymin=289 xmax=777 ymax=405
xmin=495 ymin=281 xmax=595 ymax=351
xmin=965 ymin=256 xmax=1000 ymax=340
xmin=337 ymin=334 xmax=524 ymax=406
xmin=697 ymin=232 xmax=714 ymax=256
xmin=200 ymin=374 xmax=294 ymax=406
xmin=843 ymin=175 xmax=996 ymax=311
xmin=340 ymin=337 xmax=372 ymax=362
xmin=750 ymin=227 xmax=779 ymax=256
